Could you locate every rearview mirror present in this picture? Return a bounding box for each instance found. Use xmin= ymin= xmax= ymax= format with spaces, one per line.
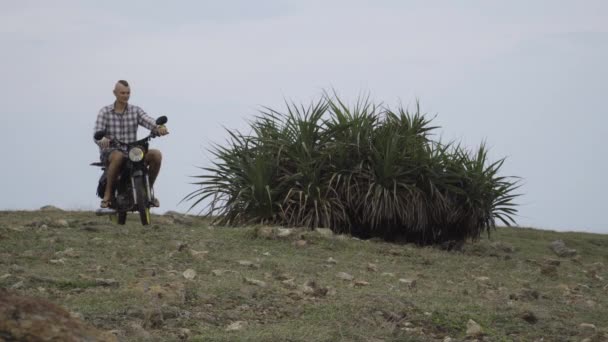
xmin=156 ymin=116 xmax=168 ymax=125
xmin=94 ymin=131 xmax=106 ymax=141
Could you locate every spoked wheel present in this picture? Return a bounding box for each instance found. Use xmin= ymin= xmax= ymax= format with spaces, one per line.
xmin=134 ymin=177 xmax=151 ymax=225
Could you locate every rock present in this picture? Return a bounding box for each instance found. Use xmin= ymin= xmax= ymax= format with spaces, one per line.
xmin=211 ymin=270 xmax=227 ymax=276
xmin=549 ymin=240 xmax=577 ymax=257
xmin=173 ymin=241 xmax=188 ymax=251
xmin=579 ymin=323 xmax=596 ymax=331
xmin=244 ymin=277 xmax=267 ymax=287
xmin=367 ymin=263 xmax=378 ymax=272
xmin=399 ymin=278 xmax=417 ymax=288
xmin=275 ymin=273 xmax=293 ymax=281
xmin=40 ymin=205 xmax=63 ymax=211
xmin=475 ymin=276 xmax=491 ymax=283
xmin=52 ymin=219 xmax=70 ymax=228
xmin=466 ymin=319 xmax=483 ymax=337
xmin=540 ymin=264 xmax=558 ymax=278
xmin=326 ymin=257 xmax=338 ymax=264
xmin=521 ymin=311 xmax=538 ymax=324
xmin=336 ymin=272 xmax=354 ymax=281
xmin=281 ymin=279 xmax=297 ymax=289
xmin=294 ymin=240 xmax=307 ymax=247
xmin=354 ymin=280 xmax=370 ymax=287
xmin=95 ymin=278 xmax=119 ymax=287
xmin=255 ymin=226 xmax=274 ymax=239
xmin=49 ymin=258 xmax=66 ymax=265
xmin=226 ymin=321 xmax=247 ymax=331
xmin=183 ymin=269 xmax=197 ymax=280
xmin=126 ymin=322 xmax=151 ymax=340
xmin=189 ymin=249 xmax=208 ymax=259
xmin=301 ymin=280 xmax=330 ymax=297
xmin=543 ymin=258 xmax=561 ymax=266
xmin=277 ymin=228 xmax=293 ymax=238
xmin=143 ymin=304 xmax=164 ymax=329
xmin=56 ymin=248 xmax=80 ymax=258
xmin=177 ymin=328 xmax=191 ymax=340
xmin=9 ymin=265 xmax=25 ymax=274
xmin=490 ymin=241 xmax=515 ymax=253
xmin=382 ymin=272 xmax=395 ymax=277
xmin=314 ymin=228 xmax=333 ymax=237
xmin=443 ymin=338 xmax=454 ymax=342
xmin=163 ymin=211 xmax=196 ymax=226
xmin=237 ymin=260 xmax=260 ymax=268
xmin=0 ymin=289 xmax=117 ymax=341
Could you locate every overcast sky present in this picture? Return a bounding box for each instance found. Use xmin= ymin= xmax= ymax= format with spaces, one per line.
xmin=1 ymin=0 xmax=606 ymax=233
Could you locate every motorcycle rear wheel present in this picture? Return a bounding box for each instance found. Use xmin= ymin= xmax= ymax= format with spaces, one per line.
xmin=134 ymin=177 xmax=151 ymax=225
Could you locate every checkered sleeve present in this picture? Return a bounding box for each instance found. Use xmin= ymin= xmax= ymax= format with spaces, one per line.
xmin=135 ymin=106 xmax=158 ymax=132
xmin=93 ymin=108 xmax=107 ymax=148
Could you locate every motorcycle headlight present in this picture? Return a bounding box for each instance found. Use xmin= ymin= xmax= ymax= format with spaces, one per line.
xmin=128 ymin=147 xmax=145 ymax=162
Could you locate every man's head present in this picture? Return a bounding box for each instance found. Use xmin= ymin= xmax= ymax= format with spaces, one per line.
xmin=113 ymin=80 xmax=130 ymax=105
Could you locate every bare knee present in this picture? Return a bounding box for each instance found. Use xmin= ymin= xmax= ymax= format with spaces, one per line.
xmin=108 ymin=151 xmax=125 ymax=167
xmin=146 ymin=149 xmax=162 ymax=164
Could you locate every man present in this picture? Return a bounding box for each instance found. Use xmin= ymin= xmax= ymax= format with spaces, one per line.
xmin=94 ymin=80 xmax=169 ymax=208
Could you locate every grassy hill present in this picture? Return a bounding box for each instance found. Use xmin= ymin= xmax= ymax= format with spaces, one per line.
xmin=0 ymin=209 xmax=606 ymax=341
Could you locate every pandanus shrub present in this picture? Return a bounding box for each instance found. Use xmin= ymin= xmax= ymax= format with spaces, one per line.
xmin=184 ymin=93 xmax=519 ymax=244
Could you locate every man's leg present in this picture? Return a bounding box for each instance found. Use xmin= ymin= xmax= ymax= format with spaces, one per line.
xmin=145 ymin=149 xmax=162 ymax=206
xmin=145 ymin=149 xmax=162 ymax=187
xmin=103 ymin=151 xmax=125 ymax=205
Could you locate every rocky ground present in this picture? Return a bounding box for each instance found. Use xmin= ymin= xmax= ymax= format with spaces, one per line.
xmin=0 ymin=207 xmax=607 ymax=341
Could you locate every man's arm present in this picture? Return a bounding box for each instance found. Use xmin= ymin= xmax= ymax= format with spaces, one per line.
xmin=135 ymin=106 xmax=159 ymax=131
xmin=93 ymin=109 xmax=106 ymax=148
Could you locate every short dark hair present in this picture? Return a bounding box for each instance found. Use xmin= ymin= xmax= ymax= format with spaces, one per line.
xmin=117 ymin=80 xmax=129 ymax=87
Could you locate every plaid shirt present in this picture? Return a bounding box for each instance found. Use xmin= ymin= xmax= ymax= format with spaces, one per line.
xmin=93 ymin=103 xmax=158 ymax=151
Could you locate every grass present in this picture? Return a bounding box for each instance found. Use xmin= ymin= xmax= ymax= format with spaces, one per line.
xmin=0 ymin=209 xmax=607 ymax=341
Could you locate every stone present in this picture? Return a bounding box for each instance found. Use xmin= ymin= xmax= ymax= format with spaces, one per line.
xmin=237 ymin=260 xmax=260 ymax=268
xmin=244 ymin=277 xmax=267 ymax=287
xmin=549 ymin=240 xmax=577 ymax=257
xmin=521 ymin=311 xmax=538 ymax=324
xmin=281 ymin=279 xmax=297 ymax=289
xmin=294 ymin=240 xmax=307 ymax=247
xmin=178 ymin=328 xmax=191 ymax=340
xmin=189 ymin=249 xmax=208 ymax=259
xmin=336 ymin=272 xmax=354 ymax=281
xmin=0 ymin=289 xmax=117 ymax=341
xmin=540 ymin=264 xmax=558 ymax=278
xmin=326 ymin=257 xmax=338 ymax=264
xmin=277 ymin=228 xmax=293 ymax=238
xmin=225 ymin=321 xmax=247 ymax=331
xmin=182 ymin=269 xmax=197 ymax=280
xmin=314 ymin=228 xmax=333 ymax=237
xmin=399 ymin=278 xmax=417 ymax=288
xmin=354 ymin=280 xmax=370 ymax=287
xmin=579 ymin=323 xmax=596 ymax=331
xmin=466 ymin=319 xmax=483 ymax=337
xmin=255 ymin=226 xmax=274 ymax=239
xmin=366 ymin=263 xmax=378 ymax=272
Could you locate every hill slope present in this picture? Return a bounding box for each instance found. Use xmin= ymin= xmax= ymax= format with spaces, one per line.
xmin=0 ymin=209 xmax=607 ymax=341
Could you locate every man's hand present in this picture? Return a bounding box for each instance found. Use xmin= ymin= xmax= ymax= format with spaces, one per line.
xmin=99 ymin=137 xmax=111 ymax=149
xmin=155 ymin=125 xmax=169 ymax=136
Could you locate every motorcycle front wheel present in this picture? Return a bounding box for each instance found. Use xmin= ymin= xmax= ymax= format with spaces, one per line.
xmin=133 ymin=176 xmax=151 ymax=225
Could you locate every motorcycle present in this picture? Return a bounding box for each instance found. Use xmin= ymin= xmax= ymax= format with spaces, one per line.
xmin=92 ymin=116 xmax=168 ymax=225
